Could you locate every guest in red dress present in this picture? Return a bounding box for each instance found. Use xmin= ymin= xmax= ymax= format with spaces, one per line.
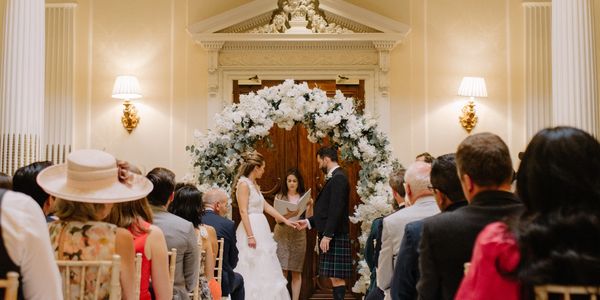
xmin=457 ymin=126 xmax=600 ymax=299
xmin=106 ymin=198 xmax=173 ymax=300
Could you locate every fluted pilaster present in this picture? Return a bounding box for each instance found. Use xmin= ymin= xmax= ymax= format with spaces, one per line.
xmin=0 ymin=0 xmax=45 ymax=175
xmin=45 ymin=4 xmax=76 ymax=164
xmin=552 ymin=0 xmax=598 ymax=135
xmin=524 ymin=2 xmax=552 ymax=140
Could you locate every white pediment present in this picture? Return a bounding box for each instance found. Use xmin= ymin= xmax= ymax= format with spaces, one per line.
xmin=187 ymin=0 xmax=410 ymax=47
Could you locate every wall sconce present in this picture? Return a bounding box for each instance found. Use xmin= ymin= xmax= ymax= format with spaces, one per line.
xmin=112 ymin=75 xmax=142 ymax=133
xmin=457 ymin=76 xmax=487 ymax=133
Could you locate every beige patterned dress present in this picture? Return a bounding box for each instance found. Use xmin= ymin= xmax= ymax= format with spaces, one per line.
xmin=49 ymin=221 xmax=117 ymax=300
xmin=273 ymin=194 xmax=307 ymax=272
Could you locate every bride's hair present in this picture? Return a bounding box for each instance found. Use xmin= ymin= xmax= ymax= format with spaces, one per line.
xmin=231 ymin=151 xmax=265 ymax=206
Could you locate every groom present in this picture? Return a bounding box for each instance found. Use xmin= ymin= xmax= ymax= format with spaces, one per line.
xmin=299 ymin=146 xmax=352 ymax=300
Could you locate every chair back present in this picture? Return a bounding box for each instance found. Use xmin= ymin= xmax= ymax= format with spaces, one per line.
xmin=215 ymin=238 xmax=224 ymax=284
xmin=0 ymin=272 xmax=19 ymax=300
xmin=191 ymin=245 xmax=206 ymax=300
xmin=133 ymin=253 xmax=142 ymax=300
xmin=535 ymin=285 xmax=600 ymax=300
xmin=56 ymin=254 xmax=121 ymax=300
xmin=168 ymin=248 xmax=177 ymax=288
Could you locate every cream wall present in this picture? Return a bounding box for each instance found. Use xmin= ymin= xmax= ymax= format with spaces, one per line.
xmin=70 ymin=0 xmax=527 ymax=177
xmin=389 ymin=0 xmax=526 ymax=166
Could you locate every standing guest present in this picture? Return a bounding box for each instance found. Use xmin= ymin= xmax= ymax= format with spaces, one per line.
xmin=0 ymin=172 xmax=11 ymax=189
xmin=146 ymin=167 xmax=199 ymax=300
xmin=170 ymin=184 xmax=221 ymax=300
xmin=415 ymin=152 xmax=435 ymax=164
xmin=273 ymin=168 xmax=313 ymax=300
xmin=0 ymin=189 xmax=62 ymax=300
xmin=12 ymin=161 xmax=56 ymax=222
xmin=202 ymin=188 xmax=245 ymax=300
xmin=417 ymin=133 xmax=523 ymax=300
xmin=38 ymin=149 xmax=146 ymax=300
xmin=456 ymin=126 xmax=600 ymax=300
xmin=390 ymin=154 xmax=467 ymax=300
xmin=106 ymin=197 xmax=173 ymax=300
xmin=377 ymin=161 xmax=440 ymax=299
xmin=298 ymin=146 xmax=352 ymax=300
xmin=364 ymin=166 xmax=406 ymax=300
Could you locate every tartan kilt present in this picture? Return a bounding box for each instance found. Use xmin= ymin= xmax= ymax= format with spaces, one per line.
xmin=318 ymin=234 xmax=353 ymax=279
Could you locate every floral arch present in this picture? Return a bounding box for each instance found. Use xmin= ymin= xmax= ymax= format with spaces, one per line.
xmin=187 ymin=80 xmax=396 ymax=292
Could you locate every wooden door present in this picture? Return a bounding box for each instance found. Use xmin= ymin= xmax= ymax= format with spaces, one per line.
xmin=233 ymin=80 xmax=364 ymax=299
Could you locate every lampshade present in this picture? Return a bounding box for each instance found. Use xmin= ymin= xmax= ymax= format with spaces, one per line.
xmin=112 ymin=75 xmax=142 ymax=100
xmin=457 ymin=77 xmax=488 ymax=98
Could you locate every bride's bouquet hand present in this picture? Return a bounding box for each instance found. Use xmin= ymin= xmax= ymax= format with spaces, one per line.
xmin=247 ymin=236 xmax=256 ymax=249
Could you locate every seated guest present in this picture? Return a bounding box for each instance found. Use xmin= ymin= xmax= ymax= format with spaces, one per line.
xmin=0 ymin=189 xmax=62 ymax=299
xmin=364 ymin=166 xmax=406 ymax=300
xmin=0 ymin=172 xmax=11 ymax=189
xmin=417 ymin=133 xmax=523 ymax=300
xmin=415 ymin=152 xmax=435 ymax=164
xmin=170 ymin=184 xmax=221 ymax=300
xmin=12 ymin=161 xmax=56 ymax=222
xmin=390 ymin=154 xmax=467 ymax=300
xmin=106 ymin=197 xmax=173 ymax=300
xmin=37 ymin=149 xmax=145 ymax=300
xmin=378 ymin=161 xmax=440 ymax=299
xmin=146 ymin=167 xmax=199 ymax=300
xmin=201 ymin=188 xmax=244 ymax=300
xmin=456 ymin=126 xmax=600 ymax=300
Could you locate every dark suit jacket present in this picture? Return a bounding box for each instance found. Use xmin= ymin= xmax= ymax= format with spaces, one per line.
xmin=391 ymin=201 xmax=467 ymax=300
xmin=201 ymin=210 xmax=239 ymax=296
xmin=365 ymin=217 xmax=384 ymax=294
xmin=417 ymin=191 xmax=522 ymax=300
xmin=308 ymin=167 xmax=350 ymax=237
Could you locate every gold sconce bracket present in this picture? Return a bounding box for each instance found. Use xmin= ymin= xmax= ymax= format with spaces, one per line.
xmin=121 ymin=100 xmax=140 ymax=133
xmin=459 ymin=99 xmax=478 ymax=133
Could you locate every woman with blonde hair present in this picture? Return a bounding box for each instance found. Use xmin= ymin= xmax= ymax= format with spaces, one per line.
xmin=106 ymin=197 xmax=173 ymax=300
xmin=233 ymin=151 xmax=296 ymax=300
xmin=37 ymin=149 xmax=152 ymax=300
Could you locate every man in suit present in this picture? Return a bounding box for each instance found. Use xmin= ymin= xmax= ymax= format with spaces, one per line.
xmin=417 ymin=133 xmax=523 ymax=300
xmin=201 ymin=188 xmax=244 ymax=300
xmin=377 ymin=161 xmax=440 ymax=299
xmin=390 ymin=154 xmax=467 ymax=300
xmin=146 ymin=167 xmax=199 ymax=300
xmin=297 ymin=146 xmax=351 ymax=300
xmin=365 ymin=166 xmax=407 ymax=300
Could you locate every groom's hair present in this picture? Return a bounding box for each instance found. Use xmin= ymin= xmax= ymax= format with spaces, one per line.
xmin=317 ymin=146 xmax=338 ymax=162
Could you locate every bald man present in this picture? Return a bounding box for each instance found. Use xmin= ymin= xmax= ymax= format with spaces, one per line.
xmin=377 ymin=161 xmax=441 ymax=299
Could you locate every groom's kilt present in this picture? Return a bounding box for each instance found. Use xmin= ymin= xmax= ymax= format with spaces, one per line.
xmin=319 ymin=233 xmax=352 ymax=279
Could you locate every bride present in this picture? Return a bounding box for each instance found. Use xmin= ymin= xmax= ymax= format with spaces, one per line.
xmin=233 ymin=151 xmax=296 ymax=299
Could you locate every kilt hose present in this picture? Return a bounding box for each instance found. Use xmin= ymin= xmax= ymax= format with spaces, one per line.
xmin=318 ymin=233 xmax=353 ymax=279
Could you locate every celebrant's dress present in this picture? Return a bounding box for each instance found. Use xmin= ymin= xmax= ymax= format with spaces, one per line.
xmin=234 ymin=176 xmax=290 ymax=300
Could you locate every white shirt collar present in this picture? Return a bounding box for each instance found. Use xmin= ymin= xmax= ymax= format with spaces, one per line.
xmin=327 ymin=165 xmax=340 ymax=179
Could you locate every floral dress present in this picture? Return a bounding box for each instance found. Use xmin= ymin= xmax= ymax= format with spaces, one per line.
xmin=49 ymin=221 xmax=117 ymax=300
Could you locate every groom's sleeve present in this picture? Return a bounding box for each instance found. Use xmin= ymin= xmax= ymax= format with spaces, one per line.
xmin=324 ymin=175 xmax=349 ymax=237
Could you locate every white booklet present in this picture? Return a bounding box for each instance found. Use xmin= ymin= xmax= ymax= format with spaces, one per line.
xmin=274 ymin=188 xmax=311 ymax=221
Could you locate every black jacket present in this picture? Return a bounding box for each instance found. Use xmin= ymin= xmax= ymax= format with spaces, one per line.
xmin=308 ymin=167 xmax=350 ymax=237
xmin=417 ymin=191 xmax=523 ymax=300
xmin=201 ymin=210 xmax=239 ymax=296
xmin=391 ymin=201 xmax=467 ymax=300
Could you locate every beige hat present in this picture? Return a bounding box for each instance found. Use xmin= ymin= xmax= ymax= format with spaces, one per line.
xmin=37 ymin=149 xmax=153 ymax=203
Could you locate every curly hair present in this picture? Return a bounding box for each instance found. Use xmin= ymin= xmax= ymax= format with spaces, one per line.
xmin=514 ymin=126 xmax=600 ymax=289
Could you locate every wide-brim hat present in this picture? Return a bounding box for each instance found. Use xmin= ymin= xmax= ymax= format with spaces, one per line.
xmin=37 ymin=149 xmax=153 ymax=203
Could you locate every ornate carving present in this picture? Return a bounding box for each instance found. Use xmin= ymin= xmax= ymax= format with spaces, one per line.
xmin=217 ymin=12 xmax=273 ymax=33
xmin=200 ymin=42 xmax=224 ymax=73
xmin=246 ymin=0 xmax=353 ymax=34
xmin=221 ymin=41 xmax=375 ymax=51
xmin=219 ymin=50 xmax=378 ymax=66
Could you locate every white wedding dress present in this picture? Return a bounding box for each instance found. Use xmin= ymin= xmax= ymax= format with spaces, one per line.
xmin=234 ymin=176 xmax=290 ymax=300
